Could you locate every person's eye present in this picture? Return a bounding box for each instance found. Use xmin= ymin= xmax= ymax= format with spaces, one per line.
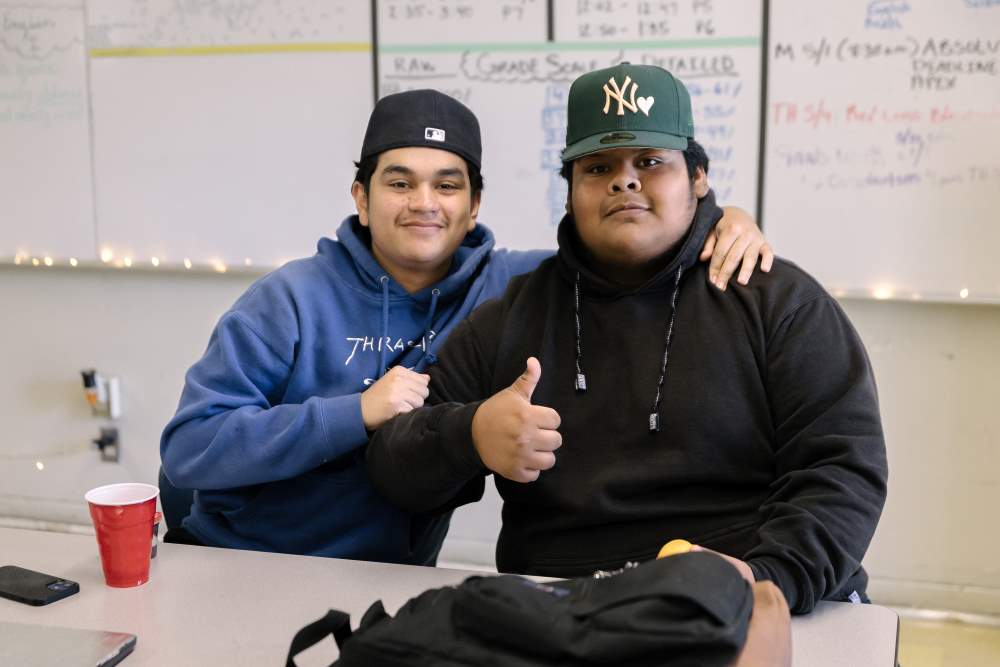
xmin=585 ymin=164 xmax=608 ymax=175
xmin=438 ymin=182 xmax=461 ymax=191
xmin=639 ymin=157 xmax=662 ymax=168
xmin=388 ymin=181 xmax=409 ymax=190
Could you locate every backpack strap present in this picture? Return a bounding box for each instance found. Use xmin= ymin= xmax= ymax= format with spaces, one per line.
xmin=285 ymin=609 xmax=352 ymax=667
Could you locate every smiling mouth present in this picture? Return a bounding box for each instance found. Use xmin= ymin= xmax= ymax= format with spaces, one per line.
xmin=400 ymin=222 xmax=445 ymax=230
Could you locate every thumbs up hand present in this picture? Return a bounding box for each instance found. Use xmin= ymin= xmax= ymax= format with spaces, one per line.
xmin=471 ymin=357 xmax=563 ymax=483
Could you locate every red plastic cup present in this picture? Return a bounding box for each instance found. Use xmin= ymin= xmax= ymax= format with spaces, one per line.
xmin=85 ymin=483 xmax=159 ymax=587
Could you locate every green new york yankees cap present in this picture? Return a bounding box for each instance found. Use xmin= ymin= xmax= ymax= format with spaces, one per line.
xmin=562 ymin=62 xmax=695 ymax=162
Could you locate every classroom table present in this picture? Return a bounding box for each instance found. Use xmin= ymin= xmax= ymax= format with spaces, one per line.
xmin=0 ymin=527 xmax=898 ymax=666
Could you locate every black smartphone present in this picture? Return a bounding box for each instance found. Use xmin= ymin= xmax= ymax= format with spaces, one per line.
xmin=0 ymin=565 xmax=80 ymax=606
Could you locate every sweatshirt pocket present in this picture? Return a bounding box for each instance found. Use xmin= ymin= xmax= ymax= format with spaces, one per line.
xmin=222 ymin=458 xmax=370 ymax=523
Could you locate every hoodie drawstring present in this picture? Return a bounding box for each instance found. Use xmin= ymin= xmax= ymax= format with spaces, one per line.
xmin=573 ymin=265 xmax=685 ymax=433
xmin=648 ymin=265 xmax=684 ymax=433
xmin=573 ymin=272 xmax=587 ymax=392
xmin=417 ymin=288 xmax=441 ymax=369
xmin=377 ymin=278 xmax=442 ymax=376
xmin=378 ymin=275 xmax=390 ymax=379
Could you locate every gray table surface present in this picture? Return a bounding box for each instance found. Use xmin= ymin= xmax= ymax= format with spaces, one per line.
xmin=0 ymin=527 xmax=898 ymax=666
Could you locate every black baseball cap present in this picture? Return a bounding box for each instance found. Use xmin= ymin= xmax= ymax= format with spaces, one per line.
xmin=360 ymin=90 xmax=482 ymax=170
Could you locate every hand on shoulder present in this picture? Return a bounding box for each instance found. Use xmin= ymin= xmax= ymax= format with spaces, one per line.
xmin=701 ymin=206 xmax=774 ymax=291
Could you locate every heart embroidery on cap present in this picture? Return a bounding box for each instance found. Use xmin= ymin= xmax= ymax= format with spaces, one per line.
xmin=637 ymin=96 xmax=654 ymax=116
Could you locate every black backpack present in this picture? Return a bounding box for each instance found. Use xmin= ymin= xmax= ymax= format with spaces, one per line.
xmin=286 ymin=552 xmax=753 ymax=667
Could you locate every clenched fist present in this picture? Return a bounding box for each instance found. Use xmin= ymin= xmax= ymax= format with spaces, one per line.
xmin=360 ymin=366 xmax=430 ymax=431
xmin=471 ymin=357 xmax=562 ymax=483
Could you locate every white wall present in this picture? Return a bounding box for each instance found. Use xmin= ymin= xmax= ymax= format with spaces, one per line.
xmin=0 ymin=266 xmax=249 ymax=524
xmin=842 ymin=298 xmax=1000 ymax=616
xmin=1 ymin=265 xmax=998 ymax=615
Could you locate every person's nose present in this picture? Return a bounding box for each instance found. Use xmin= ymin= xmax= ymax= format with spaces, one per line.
xmin=408 ymin=183 xmax=439 ymax=213
xmin=608 ymin=164 xmax=641 ymax=194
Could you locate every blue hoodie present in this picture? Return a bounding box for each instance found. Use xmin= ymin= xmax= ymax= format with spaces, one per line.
xmin=160 ymin=216 xmax=550 ymax=563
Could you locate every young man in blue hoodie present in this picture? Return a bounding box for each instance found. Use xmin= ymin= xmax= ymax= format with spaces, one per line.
xmin=159 ymin=88 xmax=772 ymax=564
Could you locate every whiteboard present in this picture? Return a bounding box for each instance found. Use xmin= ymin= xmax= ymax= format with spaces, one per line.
xmin=763 ymin=0 xmax=1000 ymax=303
xmin=0 ymin=0 xmax=96 ymax=262
xmin=87 ymin=0 xmax=371 ymax=270
xmin=378 ymin=0 xmax=763 ymax=251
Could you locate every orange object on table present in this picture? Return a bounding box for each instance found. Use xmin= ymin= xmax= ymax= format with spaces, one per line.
xmin=656 ymin=539 xmax=693 ymax=559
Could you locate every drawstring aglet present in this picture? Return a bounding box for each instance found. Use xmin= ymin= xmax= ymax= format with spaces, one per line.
xmin=649 ymin=412 xmax=661 ymax=432
xmin=575 ymin=373 xmax=587 ymax=392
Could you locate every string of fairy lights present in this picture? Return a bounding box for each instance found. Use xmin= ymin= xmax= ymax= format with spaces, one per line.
xmin=5 ymin=249 xmax=293 ymax=275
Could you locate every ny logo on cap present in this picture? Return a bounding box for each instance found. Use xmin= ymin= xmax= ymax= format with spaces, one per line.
xmin=603 ymin=76 xmax=654 ymax=117
xmin=425 ymin=127 xmax=446 ymax=142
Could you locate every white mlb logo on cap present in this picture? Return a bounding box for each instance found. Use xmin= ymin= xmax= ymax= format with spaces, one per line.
xmin=425 ymin=127 xmax=446 ymax=142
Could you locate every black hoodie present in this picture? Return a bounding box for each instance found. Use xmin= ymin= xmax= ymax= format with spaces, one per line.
xmin=367 ymin=192 xmax=888 ymax=614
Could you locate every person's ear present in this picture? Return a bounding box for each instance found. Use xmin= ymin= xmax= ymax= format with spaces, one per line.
xmin=351 ymin=181 xmax=369 ymax=227
xmin=467 ymin=190 xmax=481 ymax=231
xmin=693 ymin=167 xmax=709 ymax=199
xmin=565 ymin=163 xmax=576 ymax=216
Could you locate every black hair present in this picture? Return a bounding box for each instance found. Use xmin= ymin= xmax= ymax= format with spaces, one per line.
xmin=353 ymin=154 xmax=485 ymax=196
xmin=558 ymin=138 xmax=710 ymax=192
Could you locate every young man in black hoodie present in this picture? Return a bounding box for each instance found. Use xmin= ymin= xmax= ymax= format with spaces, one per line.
xmin=366 ymin=63 xmax=888 ymax=615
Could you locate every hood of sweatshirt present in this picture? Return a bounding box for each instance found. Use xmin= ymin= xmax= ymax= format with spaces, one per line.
xmin=555 ymin=189 xmax=721 ymax=297
xmin=331 ymin=215 xmax=496 ymax=305
xmin=321 ymin=215 xmax=497 ymax=376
